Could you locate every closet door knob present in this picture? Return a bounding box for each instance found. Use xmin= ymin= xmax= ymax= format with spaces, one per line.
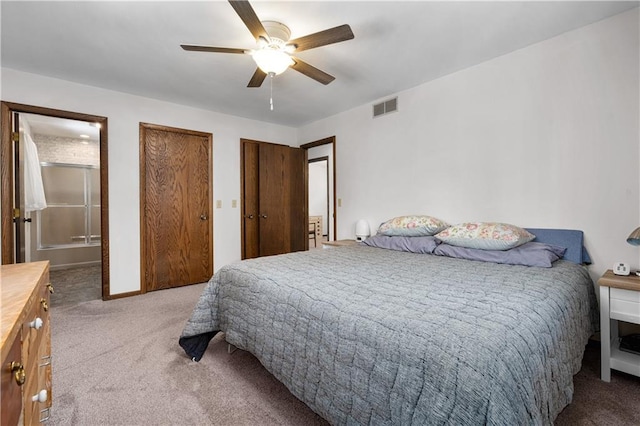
xmin=244 ymin=214 xmax=254 ymax=219
xmin=200 ymin=214 xmax=208 ymax=221
xmin=260 ymin=214 xmax=267 ymax=219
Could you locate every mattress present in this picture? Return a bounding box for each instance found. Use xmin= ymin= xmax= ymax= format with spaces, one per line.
xmin=180 ymin=245 xmax=598 ymax=425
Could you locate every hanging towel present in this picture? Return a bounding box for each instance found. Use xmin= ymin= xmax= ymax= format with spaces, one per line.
xmin=23 ymin=133 xmax=47 ymax=212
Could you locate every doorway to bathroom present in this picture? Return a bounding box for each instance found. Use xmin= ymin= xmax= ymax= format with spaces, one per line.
xmin=1 ymin=101 xmax=110 ymax=302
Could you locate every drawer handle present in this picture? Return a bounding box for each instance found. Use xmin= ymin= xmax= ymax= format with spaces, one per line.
xmin=29 ymin=317 xmax=43 ymax=330
xmin=40 ymin=355 xmax=52 ymax=367
xmin=10 ymin=362 xmax=26 ymax=385
xmin=40 ymin=298 xmax=48 ymax=312
xmin=32 ymin=389 xmax=47 ymax=403
xmin=40 ymin=407 xmax=51 ymax=423
xmin=47 ymin=283 xmax=54 ymax=294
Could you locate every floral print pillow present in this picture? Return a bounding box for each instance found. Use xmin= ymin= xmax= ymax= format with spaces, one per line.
xmin=377 ymin=215 xmax=450 ymax=237
xmin=435 ymin=222 xmax=535 ymax=251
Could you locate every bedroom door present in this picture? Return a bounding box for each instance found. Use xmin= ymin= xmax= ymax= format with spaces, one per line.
xmin=241 ymin=139 xmax=306 ymax=259
xmin=140 ymin=123 xmax=213 ymax=292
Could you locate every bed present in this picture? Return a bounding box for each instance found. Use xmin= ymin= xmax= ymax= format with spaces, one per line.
xmin=179 ymin=227 xmax=598 ymax=425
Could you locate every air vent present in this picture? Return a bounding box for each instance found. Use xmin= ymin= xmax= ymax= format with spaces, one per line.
xmin=373 ymin=97 xmax=398 ymax=118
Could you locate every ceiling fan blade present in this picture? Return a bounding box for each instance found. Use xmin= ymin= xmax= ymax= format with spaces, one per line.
xmin=228 ymin=1 xmax=270 ymax=43
xmin=247 ymin=68 xmax=267 ymax=88
xmin=287 ymin=24 xmax=354 ymax=52
xmin=181 ymin=45 xmax=247 ymax=54
xmin=291 ymin=58 xmax=335 ymax=85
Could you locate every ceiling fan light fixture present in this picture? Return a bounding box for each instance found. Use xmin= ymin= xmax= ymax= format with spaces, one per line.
xmin=252 ymin=48 xmax=294 ymax=75
xmin=181 ymin=2 xmax=354 ymax=87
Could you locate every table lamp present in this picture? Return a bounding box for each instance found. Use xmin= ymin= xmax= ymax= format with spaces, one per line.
xmin=355 ymin=220 xmax=370 ymax=242
xmin=627 ymin=226 xmax=640 ymax=246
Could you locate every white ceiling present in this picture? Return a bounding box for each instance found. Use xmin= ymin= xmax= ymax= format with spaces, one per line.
xmin=2 ymin=1 xmax=637 ymax=127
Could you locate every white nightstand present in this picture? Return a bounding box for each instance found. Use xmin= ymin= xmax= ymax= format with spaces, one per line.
xmin=322 ymin=239 xmax=357 ymax=249
xmin=598 ymin=270 xmax=640 ymax=382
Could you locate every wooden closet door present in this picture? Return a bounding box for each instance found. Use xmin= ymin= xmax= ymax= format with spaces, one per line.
xmin=240 ymin=140 xmax=306 ymax=259
xmin=140 ymin=123 xmax=213 ymax=291
xmin=258 ymin=143 xmax=291 ymax=257
xmin=242 ymin=142 xmax=260 ymax=259
xmin=289 ymin=147 xmax=307 ymax=252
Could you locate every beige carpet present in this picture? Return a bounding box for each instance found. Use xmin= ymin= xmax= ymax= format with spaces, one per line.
xmin=50 ymin=283 xmax=326 ymax=425
xmin=49 ymin=283 xmax=640 ymax=425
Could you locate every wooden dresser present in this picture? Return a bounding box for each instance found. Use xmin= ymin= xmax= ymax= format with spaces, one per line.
xmin=1 ymin=261 xmax=53 ymax=425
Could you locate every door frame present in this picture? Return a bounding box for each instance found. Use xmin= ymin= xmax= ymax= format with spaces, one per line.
xmin=300 ymin=136 xmax=336 ymax=241
xmin=1 ymin=101 xmax=111 ymax=298
xmin=139 ymin=122 xmax=214 ymax=293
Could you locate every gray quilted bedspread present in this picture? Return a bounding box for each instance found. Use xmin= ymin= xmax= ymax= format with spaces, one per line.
xmin=179 ymin=245 xmax=598 ymax=425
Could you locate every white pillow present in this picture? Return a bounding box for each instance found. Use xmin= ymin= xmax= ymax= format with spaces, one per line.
xmin=435 ymin=222 xmax=535 ymax=251
xmin=377 ymin=215 xmax=449 ymax=237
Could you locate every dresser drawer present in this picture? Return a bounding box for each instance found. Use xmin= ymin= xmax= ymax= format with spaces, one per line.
xmin=1 ymin=334 xmax=23 ymax=426
xmin=25 ymin=273 xmax=52 ymax=425
xmin=23 ymin=283 xmax=50 ymax=356
xmin=611 ymin=287 xmax=640 ymax=302
xmin=610 ymin=287 xmax=640 ymax=324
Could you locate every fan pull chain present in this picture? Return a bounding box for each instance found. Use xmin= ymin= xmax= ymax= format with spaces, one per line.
xmin=269 ymin=72 xmax=274 ymax=111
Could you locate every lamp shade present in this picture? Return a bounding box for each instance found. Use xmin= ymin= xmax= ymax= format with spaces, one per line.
xmin=252 ymin=48 xmax=294 ymax=75
xmin=627 ymin=226 xmax=640 ymax=246
xmin=355 ymin=219 xmax=370 ymax=241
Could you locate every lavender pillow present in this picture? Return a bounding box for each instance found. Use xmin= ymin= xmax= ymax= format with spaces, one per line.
xmin=362 ymin=235 xmax=439 ymax=254
xmin=433 ymin=241 xmax=567 ymax=268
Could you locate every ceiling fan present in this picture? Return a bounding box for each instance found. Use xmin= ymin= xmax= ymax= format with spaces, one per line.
xmin=181 ymin=0 xmax=354 ymax=88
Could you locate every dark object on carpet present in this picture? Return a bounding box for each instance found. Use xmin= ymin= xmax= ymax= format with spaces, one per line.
xmin=179 ymin=331 xmax=218 ymax=362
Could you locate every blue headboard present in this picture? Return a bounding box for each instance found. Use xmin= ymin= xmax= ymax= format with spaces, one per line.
xmin=525 ymin=228 xmax=591 ymax=265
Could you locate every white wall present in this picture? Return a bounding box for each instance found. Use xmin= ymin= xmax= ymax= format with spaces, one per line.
xmin=297 ymin=9 xmax=640 ymax=281
xmin=1 ymin=68 xmax=296 ymax=295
